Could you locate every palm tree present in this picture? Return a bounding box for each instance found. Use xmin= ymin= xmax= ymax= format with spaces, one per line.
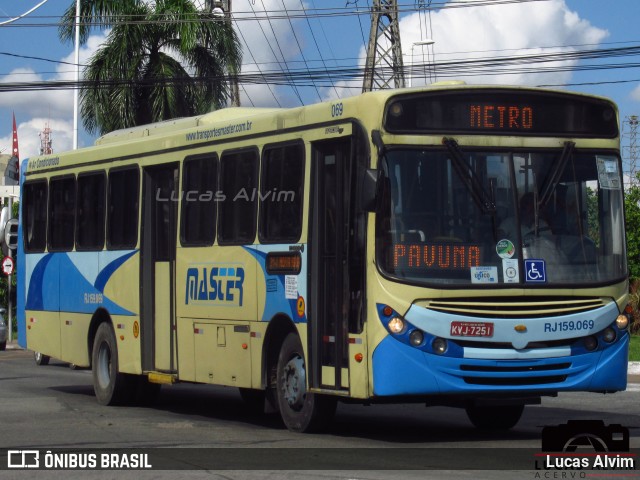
xmin=59 ymin=0 xmax=242 ymax=134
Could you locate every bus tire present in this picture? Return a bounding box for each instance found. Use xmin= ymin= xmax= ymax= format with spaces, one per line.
xmin=34 ymin=351 xmax=50 ymax=366
xmin=465 ymin=404 xmax=524 ymax=430
xmin=92 ymin=322 xmax=133 ymax=406
xmin=276 ymin=333 xmax=337 ymax=433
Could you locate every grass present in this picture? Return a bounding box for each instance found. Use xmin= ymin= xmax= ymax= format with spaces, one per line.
xmin=630 ymin=334 xmax=640 ymax=362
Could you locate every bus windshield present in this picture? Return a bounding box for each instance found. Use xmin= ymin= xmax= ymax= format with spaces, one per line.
xmin=376 ymin=146 xmax=626 ymax=286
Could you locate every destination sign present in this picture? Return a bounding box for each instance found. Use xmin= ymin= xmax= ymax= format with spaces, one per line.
xmin=392 ymin=243 xmax=481 ymax=270
xmin=384 ymin=89 xmax=618 ymax=137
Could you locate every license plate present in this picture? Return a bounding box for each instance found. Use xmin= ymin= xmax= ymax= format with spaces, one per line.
xmin=450 ymin=321 xmax=494 ymax=337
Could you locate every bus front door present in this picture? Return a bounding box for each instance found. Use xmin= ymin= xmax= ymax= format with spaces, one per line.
xmin=141 ymin=164 xmax=179 ymax=373
xmin=309 ymin=139 xmax=352 ymax=393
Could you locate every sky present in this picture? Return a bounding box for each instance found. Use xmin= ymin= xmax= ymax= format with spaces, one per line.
xmin=0 ymin=0 xmax=639 ymax=170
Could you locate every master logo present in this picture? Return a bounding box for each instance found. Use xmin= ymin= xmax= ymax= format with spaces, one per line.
xmin=185 ymin=265 xmax=245 ymax=307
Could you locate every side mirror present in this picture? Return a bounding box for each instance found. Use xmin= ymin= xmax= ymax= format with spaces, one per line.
xmin=359 ymin=168 xmax=380 ymax=212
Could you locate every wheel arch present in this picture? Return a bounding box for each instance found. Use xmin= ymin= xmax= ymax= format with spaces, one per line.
xmin=261 ymin=314 xmax=297 ymax=389
xmin=87 ymin=308 xmax=112 ymax=367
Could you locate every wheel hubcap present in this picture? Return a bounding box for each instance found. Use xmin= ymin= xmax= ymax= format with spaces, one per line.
xmin=96 ymin=343 xmax=112 ymax=389
xmin=282 ymin=354 xmax=306 ymax=411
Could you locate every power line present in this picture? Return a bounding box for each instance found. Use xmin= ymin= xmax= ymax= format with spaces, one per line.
xmin=2 ymin=42 xmax=639 ymax=94
xmin=0 ymin=0 xmax=552 ymax=27
xmin=249 ymin=0 xmax=304 ymax=104
xmin=280 ymin=0 xmax=322 ymax=102
xmin=297 ymin=0 xmax=339 ymax=100
xmin=232 ymin=18 xmax=282 ymax=107
xmin=0 ymin=0 xmax=49 ymax=26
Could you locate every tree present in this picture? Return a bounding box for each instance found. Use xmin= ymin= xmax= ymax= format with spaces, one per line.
xmin=59 ymin=0 xmax=242 ymax=134
xmin=625 ymin=179 xmax=640 ymax=281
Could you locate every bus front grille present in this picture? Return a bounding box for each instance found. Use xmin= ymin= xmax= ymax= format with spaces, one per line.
xmin=463 ymin=375 xmax=567 ymax=386
xmin=426 ymin=296 xmax=605 ymax=319
xmin=460 ymin=361 xmax=571 ymax=386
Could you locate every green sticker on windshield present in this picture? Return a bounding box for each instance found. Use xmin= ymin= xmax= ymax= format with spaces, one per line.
xmin=496 ymin=239 xmax=515 ymax=259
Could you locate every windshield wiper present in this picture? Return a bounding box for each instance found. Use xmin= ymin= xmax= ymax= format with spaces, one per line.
xmin=538 ymin=141 xmax=575 ymax=209
xmin=442 ymin=137 xmax=496 ymax=214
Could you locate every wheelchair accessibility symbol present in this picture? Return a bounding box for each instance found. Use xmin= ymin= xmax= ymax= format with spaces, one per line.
xmin=524 ymin=259 xmax=546 ymax=283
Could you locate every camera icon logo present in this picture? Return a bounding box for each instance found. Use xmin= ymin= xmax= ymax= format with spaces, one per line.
xmin=542 ymin=420 xmax=629 ymax=452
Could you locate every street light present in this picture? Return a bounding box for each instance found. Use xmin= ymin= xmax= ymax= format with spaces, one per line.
xmin=73 ymin=0 xmax=80 ymax=150
xmin=409 ymin=39 xmax=435 ymax=88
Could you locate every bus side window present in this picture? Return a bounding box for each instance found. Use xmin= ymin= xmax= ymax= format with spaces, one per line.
xmin=76 ymin=172 xmax=106 ymax=251
xmin=48 ymin=175 xmax=76 ymax=252
xmin=181 ymin=154 xmax=217 ymax=246
xmin=23 ymin=180 xmax=48 ymax=252
xmin=218 ymin=148 xmax=259 ymax=245
xmin=259 ymin=141 xmax=305 ymax=244
xmin=107 ymin=167 xmax=139 ymax=249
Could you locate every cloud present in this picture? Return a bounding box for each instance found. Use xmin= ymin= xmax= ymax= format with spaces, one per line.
xmin=400 ymin=0 xmax=608 ymax=87
xmin=0 ymin=117 xmax=73 ymax=160
xmin=0 ymin=30 xmax=108 ymax=156
xmin=235 ymin=0 xmax=310 ymax=107
xmin=319 ymin=0 xmax=608 ymax=102
xmin=631 ymin=85 xmax=640 ymax=102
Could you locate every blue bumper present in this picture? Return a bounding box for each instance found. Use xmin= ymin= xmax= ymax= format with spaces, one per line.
xmin=372 ymin=333 xmax=629 ymax=396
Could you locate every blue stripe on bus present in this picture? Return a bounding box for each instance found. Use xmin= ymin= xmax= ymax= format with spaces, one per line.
xmin=245 ymin=246 xmax=307 ymax=323
xmin=25 ymin=251 xmax=135 ymax=316
xmin=25 ymin=253 xmax=55 ymax=311
xmin=94 ymin=250 xmax=138 ymax=292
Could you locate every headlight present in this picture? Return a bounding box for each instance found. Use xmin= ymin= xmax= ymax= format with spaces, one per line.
xmin=432 ymin=337 xmax=448 ymax=355
xmin=615 ymin=314 xmax=629 ymax=330
xmin=409 ymin=329 xmax=424 ymax=347
xmin=388 ymin=317 xmax=405 ymax=334
xmin=602 ymin=327 xmax=616 ymax=343
xmin=584 ymin=336 xmax=598 ymax=351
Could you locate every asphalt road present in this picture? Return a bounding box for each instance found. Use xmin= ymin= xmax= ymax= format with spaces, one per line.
xmin=0 ymin=348 xmax=638 ymax=480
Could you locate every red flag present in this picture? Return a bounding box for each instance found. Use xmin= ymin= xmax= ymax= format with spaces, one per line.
xmin=12 ymin=112 xmax=19 ymax=160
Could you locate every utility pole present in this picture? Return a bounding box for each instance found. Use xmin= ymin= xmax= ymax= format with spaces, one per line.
xmin=208 ymin=0 xmax=240 ymax=106
xmin=362 ymin=0 xmax=405 ymax=92
xmin=623 ymin=115 xmax=639 ymax=187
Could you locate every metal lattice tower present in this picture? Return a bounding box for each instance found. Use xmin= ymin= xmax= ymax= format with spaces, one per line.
xmin=362 ymin=0 xmax=405 ymax=92
xmin=623 ymin=115 xmax=639 ymax=187
xmin=39 ymin=122 xmax=53 ymax=155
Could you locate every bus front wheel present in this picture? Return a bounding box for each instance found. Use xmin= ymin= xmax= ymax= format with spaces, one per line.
xmin=276 ymin=333 xmax=336 ymax=432
xmin=465 ymin=404 xmax=524 ymax=430
xmin=92 ymin=322 xmax=133 ymax=405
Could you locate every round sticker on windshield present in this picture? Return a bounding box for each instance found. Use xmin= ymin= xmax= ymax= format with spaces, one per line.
xmin=496 ymin=239 xmax=515 ymax=259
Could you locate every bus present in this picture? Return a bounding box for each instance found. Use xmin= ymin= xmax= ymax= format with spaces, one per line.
xmin=17 ymin=83 xmax=632 ymax=432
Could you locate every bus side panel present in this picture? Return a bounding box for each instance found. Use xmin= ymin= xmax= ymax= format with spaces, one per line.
xmin=98 ymin=250 xmax=141 ymax=374
xmin=176 ymin=245 xmax=258 ymax=385
xmin=58 ymin=251 xmax=100 ymax=366
xmin=253 ymin=244 xmax=308 ymax=389
xmin=25 ymin=253 xmax=61 ymax=359
xmin=59 ymin=313 xmax=91 ymax=366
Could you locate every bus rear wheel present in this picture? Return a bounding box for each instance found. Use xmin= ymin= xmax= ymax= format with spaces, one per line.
xmin=276 ymin=333 xmax=336 ymax=433
xmin=92 ymin=322 xmax=134 ymax=405
xmin=34 ymin=351 xmax=50 ymax=366
xmin=465 ymin=404 xmax=524 ymax=430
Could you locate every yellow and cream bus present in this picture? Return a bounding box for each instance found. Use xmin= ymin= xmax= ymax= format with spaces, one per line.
xmin=17 ymin=83 xmax=632 ymax=432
